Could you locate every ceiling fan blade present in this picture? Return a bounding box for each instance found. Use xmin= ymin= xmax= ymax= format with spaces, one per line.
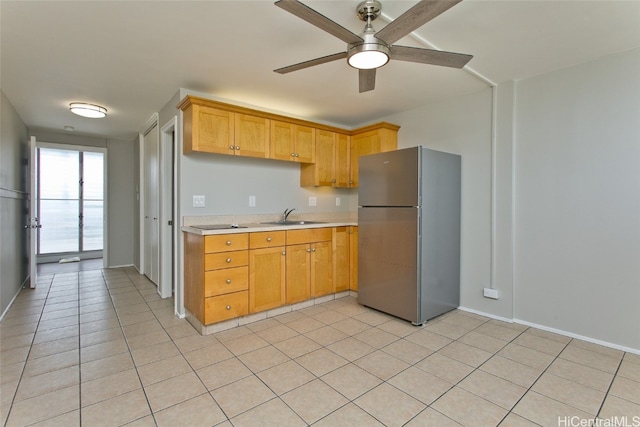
xmin=375 ymin=0 xmax=462 ymax=45
xmin=275 ymin=0 xmax=363 ymax=44
xmin=274 ymin=52 xmax=347 ymax=74
xmin=390 ymin=45 xmax=472 ymax=68
xmin=359 ymin=69 xmax=376 ymax=93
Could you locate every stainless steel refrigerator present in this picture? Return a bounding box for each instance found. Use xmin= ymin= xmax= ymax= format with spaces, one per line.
xmin=358 ymin=146 xmax=461 ymax=325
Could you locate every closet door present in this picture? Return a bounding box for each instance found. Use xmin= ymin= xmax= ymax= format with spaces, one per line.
xmin=143 ymin=123 xmax=160 ymax=285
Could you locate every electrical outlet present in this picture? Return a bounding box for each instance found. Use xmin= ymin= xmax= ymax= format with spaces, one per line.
xmin=308 ymin=196 xmax=317 ymax=207
xmin=336 ymin=197 xmax=341 ymax=207
xmin=249 ymin=195 xmax=256 ymax=207
xmin=483 ymin=287 xmax=499 ymax=299
xmin=192 ymin=195 xmax=205 ymax=208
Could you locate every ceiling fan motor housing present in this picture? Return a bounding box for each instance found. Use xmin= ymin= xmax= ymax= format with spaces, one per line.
xmin=356 ymin=0 xmax=382 ymax=22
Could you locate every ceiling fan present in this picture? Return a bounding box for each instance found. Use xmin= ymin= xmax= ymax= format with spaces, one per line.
xmin=274 ymin=0 xmax=473 ymax=93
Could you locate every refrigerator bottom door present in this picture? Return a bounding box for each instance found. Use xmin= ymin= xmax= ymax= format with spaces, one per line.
xmin=357 ymin=207 xmax=420 ymax=324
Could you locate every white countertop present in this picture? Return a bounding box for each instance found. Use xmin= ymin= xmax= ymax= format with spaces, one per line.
xmin=182 ymin=220 xmax=357 ymax=236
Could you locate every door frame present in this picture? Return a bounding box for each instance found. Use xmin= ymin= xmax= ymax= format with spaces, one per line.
xmin=31 ymin=139 xmax=108 ymax=273
xmin=159 ymin=116 xmax=178 ymax=299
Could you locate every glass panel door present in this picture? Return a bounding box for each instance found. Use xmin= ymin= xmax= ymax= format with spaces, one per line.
xmin=37 ymin=147 xmax=104 ymax=257
xmin=38 ymin=148 xmax=80 ymax=254
xmin=82 ymin=152 xmax=104 ymax=251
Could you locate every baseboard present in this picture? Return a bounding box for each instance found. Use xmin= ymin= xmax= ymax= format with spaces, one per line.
xmin=459 ymin=306 xmax=640 ymax=356
xmin=0 ymin=280 xmax=28 ymax=322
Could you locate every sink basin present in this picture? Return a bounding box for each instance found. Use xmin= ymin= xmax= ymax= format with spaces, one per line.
xmin=261 ymin=220 xmax=326 ymax=226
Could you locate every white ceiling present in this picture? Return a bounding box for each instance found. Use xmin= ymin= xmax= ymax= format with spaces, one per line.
xmin=2 ymin=0 xmax=639 ymax=140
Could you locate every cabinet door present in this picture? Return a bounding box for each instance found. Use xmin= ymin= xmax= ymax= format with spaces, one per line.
xmin=286 ymin=244 xmax=310 ymax=304
xmin=310 ymin=240 xmax=333 ymax=298
xmin=294 ymin=125 xmax=315 ymax=163
xmin=349 ymin=226 xmax=358 ymax=291
xmin=335 ymin=133 xmax=350 ymax=187
xmin=270 ymin=120 xmax=295 ymax=161
xmin=249 ymin=247 xmax=286 ymax=313
xmin=235 ymin=114 xmax=269 ymax=158
xmin=349 ymin=131 xmax=379 ymax=188
xmin=192 ymin=105 xmax=235 ymax=155
xmin=316 ymin=130 xmax=337 ymax=186
xmin=333 ymin=227 xmax=350 ymax=293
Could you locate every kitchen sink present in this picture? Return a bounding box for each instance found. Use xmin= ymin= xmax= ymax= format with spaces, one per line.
xmin=261 ymin=220 xmax=326 ymax=226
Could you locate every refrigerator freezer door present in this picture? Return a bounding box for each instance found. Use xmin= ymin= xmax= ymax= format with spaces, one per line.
xmin=357 ymin=206 xmax=420 ymax=323
xmin=358 ymin=147 xmax=420 ymax=207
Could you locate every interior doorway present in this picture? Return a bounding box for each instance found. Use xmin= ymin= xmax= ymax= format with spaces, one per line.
xmin=36 ymin=144 xmax=106 ymax=265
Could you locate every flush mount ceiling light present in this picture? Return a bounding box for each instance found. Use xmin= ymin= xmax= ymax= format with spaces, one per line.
xmin=69 ymin=102 xmax=107 ymax=118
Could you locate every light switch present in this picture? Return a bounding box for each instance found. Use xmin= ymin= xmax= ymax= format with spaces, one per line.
xmin=308 ymin=196 xmax=317 ymax=207
xmin=193 ymin=195 xmax=205 ymax=207
xmin=249 ymin=195 xmax=256 ymax=207
xmin=335 ymin=197 xmax=341 ymax=207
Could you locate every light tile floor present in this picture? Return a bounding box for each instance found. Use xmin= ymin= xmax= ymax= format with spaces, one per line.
xmin=1 ymin=266 xmax=639 ymax=426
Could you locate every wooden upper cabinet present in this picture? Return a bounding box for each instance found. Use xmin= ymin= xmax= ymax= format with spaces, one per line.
xmin=179 ymin=96 xmax=399 ymax=179
xmin=350 ymin=124 xmax=398 ymax=187
xmin=270 ymin=120 xmax=315 ymax=163
xmin=183 ymin=104 xmax=234 ymax=155
xmin=300 ymin=130 xmax=350 ymax=187
xmin=235 ymin=114 xmax=269 ymax=159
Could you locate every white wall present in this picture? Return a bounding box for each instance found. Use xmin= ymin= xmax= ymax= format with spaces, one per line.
xmin=513 ymin=48 xmax=640 ymax=350
xmin=0 ymin=91 xmax=29 ymax=317
xmin=380 ymin=88 xmax=499 ymax=316
xmin=378 ymin=48 xmax=640 ymax=351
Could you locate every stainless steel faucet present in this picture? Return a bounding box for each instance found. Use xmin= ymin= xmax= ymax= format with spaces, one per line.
xmin=282 ymin=208 xmax=296 ymax=222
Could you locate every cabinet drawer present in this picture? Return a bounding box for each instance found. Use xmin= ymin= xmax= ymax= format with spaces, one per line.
xmin=204 ymin=291 xmax=249 ymax=324
xmin=250 ymin=231 xmax=286 ymax=249
xmin=204 ymin=251 xmax=249 ymax=270
xmin=286 ymin=228 xmax=332 ymax=245
xmin=204 ymin=234 xmax=249 ymax=253
xmin=205 ymin=266 xmax=248 ymax=297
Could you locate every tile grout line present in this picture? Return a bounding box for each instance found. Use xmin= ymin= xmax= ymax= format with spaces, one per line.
xmin=106 ymin=268 xmax=161 ymax=426
xmin=3 ymin=273 xmax=56 ymax=426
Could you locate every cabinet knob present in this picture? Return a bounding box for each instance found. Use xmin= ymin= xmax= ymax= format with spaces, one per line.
xmin=226 ymin=258 xmax=232 ymax=263
xmin=226 ymin=241 xmax=232 ymax=246
xmin=266 ymin=237 xmax=272 ymax=242
xmin=312 ymin=248 xmax=316 ymax=252
xmin=306 ymin=248 xmax=311 ymax=253
xmin=291 ymin=153 xmax=296 ymax=157
xmin=332 ymin=179 xmax=336 ymax=183
xmin=226 ymin=279 xmax=232 ymax=284
xmin=235 ymin=146 xmax=240 ymax=150
xmin=229 ymin=145 xmax=234 ymax=150
xmin=226 ymin=305 xmax=231 ymax=310
xmin=282 ymin=251 xmax=286 ymax=255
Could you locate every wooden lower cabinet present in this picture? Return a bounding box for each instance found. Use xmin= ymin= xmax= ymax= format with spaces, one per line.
xmin=333 ymin=227 xmax=350 ymax=292
xmin=184 ymin=232 xmax=249 ymax=326
xmin=249 ymin=246 xmax=286 ymax=313
xmin=285 ymin=243 xmax=311 ymax=304
xmin=349 ymin=226 xmax=358 ymax=291
xmin=186 ymin=226 xmax=354 ymax=327
xmin=286 ymin=228 xmax=333 ymax=301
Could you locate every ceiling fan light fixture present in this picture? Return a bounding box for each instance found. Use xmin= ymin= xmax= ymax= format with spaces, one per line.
xmin=69 ymin=102 xmax=107 ymax=118
xmin=348 ymin=45 xmax=389 ymax=69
